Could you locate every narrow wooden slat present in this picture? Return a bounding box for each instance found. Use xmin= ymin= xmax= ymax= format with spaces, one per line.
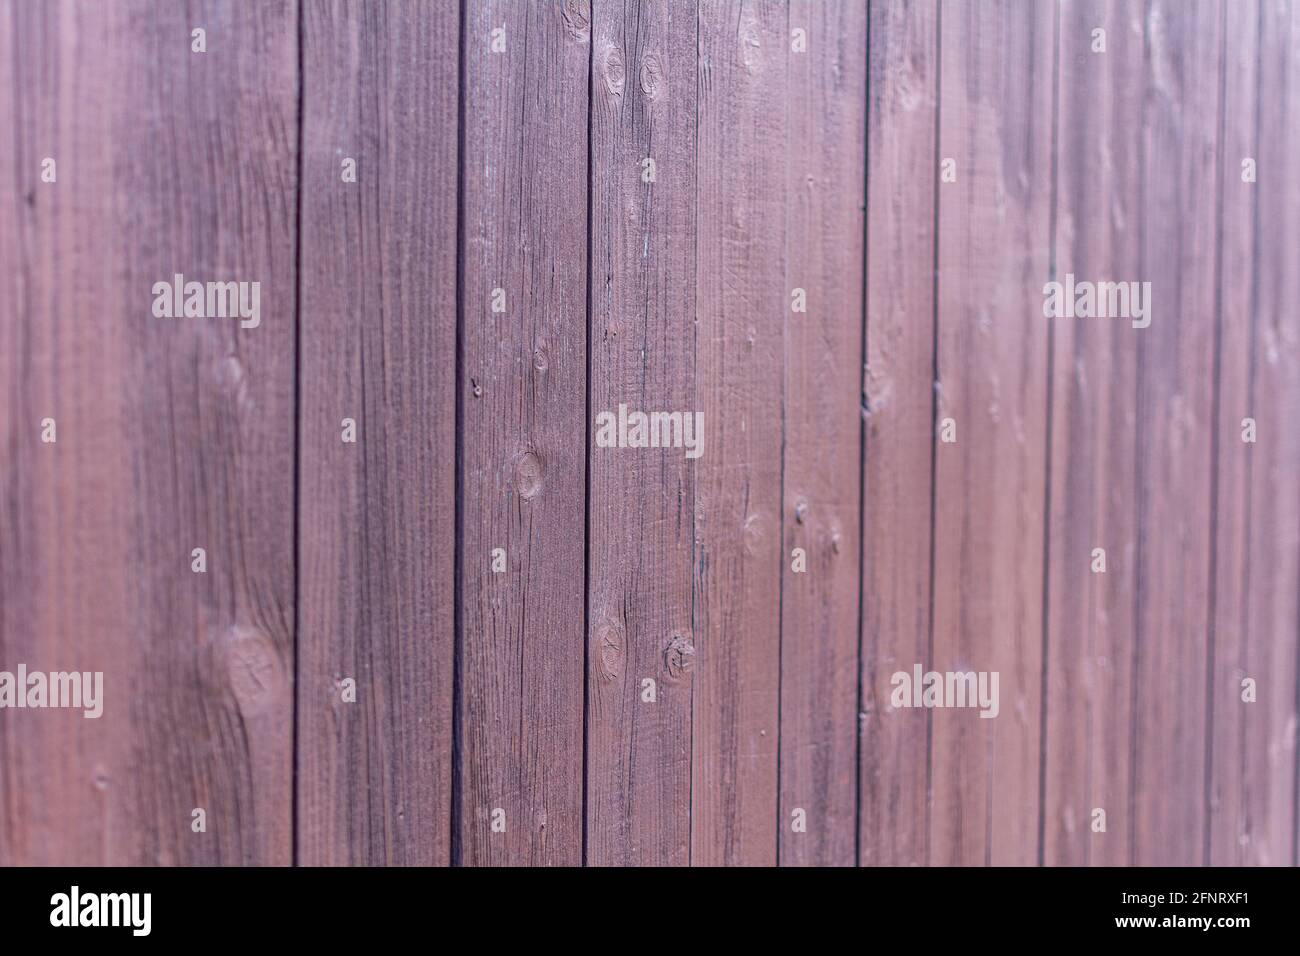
xmin=1042 ymin=0 xmax=1142 ymax=866
xmin=296 ymin=0 xmax=458 ymax=865
xmin=0 ymin=0 xmax=297 ymax=864
xmin=931 ymin=0 xmax=1053 ymax=866
xmin=692 ymin=0 xmax=787 ymax=866
xmin=585 ymin=0 xmax=697 ymax=867
xmin=779 ymin=0 xmax=866 ymax=867
xmin=1262 ymin=0 xmax=1300 ymax=870
xmin=1207 ymin=0 xmax=1259 ymax=867
xmin=1210 ymin=0 xmax=1300 ymax=866
xmin=1131 ymin=0 xmax=1222 ymax=866
xmin=860 ymin=0 xmax=939 ymax=868
xmin=457 ymin=0 xmax=590 ymax=866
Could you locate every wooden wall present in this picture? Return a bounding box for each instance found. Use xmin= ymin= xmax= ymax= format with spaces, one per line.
xmin=1 ymin=0 xmax=1296 ymax=867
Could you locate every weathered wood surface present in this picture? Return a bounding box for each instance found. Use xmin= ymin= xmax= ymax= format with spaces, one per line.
xmin=778 ymin=0 xmax=866 ymax=867
xmin=2 ymin=0 xmax=1296 ymax=868
xmin=456 ymin=0 xmax=590 ymax=865
xmin=297 ymin=0 xmax=458 ymax=865
xmin=1 ymin=0 xmax=298 ymax=864
xmin=690 ymin=0 xmax=788 ymax=866
xmin=585 ymin=0 xmax=697 ymax=867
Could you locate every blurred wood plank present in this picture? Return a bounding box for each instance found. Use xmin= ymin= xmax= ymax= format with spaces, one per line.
xmin=931 ymin=0 xmax=1053 ymax=866
xmin=1210 ymin=0 xmax=1300 ymax=867
xmin=1042 ymin=0 xmax=1143 ymax=866
xmin=0 ymin=0 xmax=298 ymax=864
xmin=1131 ymin=0 xmax=1222 ymax=866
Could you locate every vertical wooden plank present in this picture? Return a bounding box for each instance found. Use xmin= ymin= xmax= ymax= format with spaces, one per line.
xmin=0 ymin=0 xmax=297 ymax=864
xmin=1210 ymin=0 xmax=1300 ymax=866
xmin=1131 ymin=0 xmax=1221 ymax=867
xmin=1207 ymin=0 xmax=1258 ymax=868
xmin=692 ymin=0 xmax=786 ymax=866
xmin=931 ymin=0 xmax=1053 ymax=866
xmin=585 ymin=0 xmax=696 ymax=867
xmin=297 ymin=0 xmax=458 ymax=865
xmin=779 ymin=0 xmax=865 ymax=867
xmin=458 ymin=0 xmax=590 ymax=866
xmin=860 ymin=0 xmax=939 ymax=868
xmin=1258 ymin=0 xmax=1300 ymax=870
xmin=1042 ymin=0 xmax=1142 ymax=866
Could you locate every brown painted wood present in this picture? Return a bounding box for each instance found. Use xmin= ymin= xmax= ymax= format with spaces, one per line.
xmin=296 ymin=0 xmax=458 ymax=866
xmin=585 ymin=0 xmax=697 ymax=867
xmin=0 ymin=0 xmax=297 ymax=864
xmin=691 ymin=0 xmax=787 ymax=866
xmin=1209 ymin=0 xmax=1300 ymax=866
xmin=860 ymin=0 xmax=939 ymax=868
xmin=1130 ymin=0 xmax=1222 ymax=867
xmin=1042 ymin=0 xmax=1143 ymax=866
xmin=1207 ymin=0 xmax=1259 ymax=868
xmin=457 ymin=0 xmax=590 ymax=866
xmin=1254 ymin=0 xmax=1300 ymax=871
xmin=778 ymin=0 xmax=866 ymax=867
xmin=930 ymin=0 xmax=1054 ymax=866
xmin=2 ymin=0 xmax=1297 ymax=870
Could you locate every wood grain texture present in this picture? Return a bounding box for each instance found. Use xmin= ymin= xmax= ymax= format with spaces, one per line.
xmin=1042 ymin=0 xmax=1142 ymax=866
xmin=860 ymin=0 xmax=939 ymax=868
xmin=585 ymin=0 xmax=697 ymax=867
xmin=1207 ymin=0 xmax=1259 ymax=867
xmin=1251 ymin=0 xmax=1300 ymax=871
xmin=931 ymin=0 xmax=1053 ymax=866
xmin=3 ymin=0 xmax=1298 ymax=870
xmin=1209 ymin=0 xmax=1300 ymax=866
xmin=1130 ymin=0 xmax=1222 ymax=867
xmin=0 ymin=0 xmax=298 ymax=864
xmin=457 ymin=0 xmax=590 ymax=866
xmin=778 ymin=0 xmax=866 ymax=867
xmin=296 ymin=0 xmax=458 ymax=865
xmin=691 ymin=0 xmax=786 ymax=866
